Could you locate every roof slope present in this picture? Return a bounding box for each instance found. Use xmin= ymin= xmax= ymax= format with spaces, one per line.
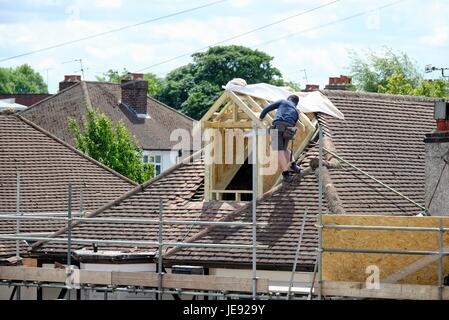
xmin=31 ymin=91 xmax=437 ymax=270
xmin=0 ymin=115 xmax=136 ymax=257
xmin=169 ymin=91 xmax=436 ymax=269
xmin=20 ymin=81 xmax=194 ymax=150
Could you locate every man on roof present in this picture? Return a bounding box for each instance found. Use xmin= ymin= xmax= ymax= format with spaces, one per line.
xmin=260 ymin=95 xmax=301 ymax=183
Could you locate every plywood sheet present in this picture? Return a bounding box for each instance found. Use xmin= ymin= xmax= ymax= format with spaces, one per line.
xmin=322 ymin=215 xmax=449 ymax=285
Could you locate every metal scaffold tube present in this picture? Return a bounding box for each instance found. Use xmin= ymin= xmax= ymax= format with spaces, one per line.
xmin=251 ymin=125 xmax=258 ymax=300
xmin=15 ymin=174 xmax=21 ymax=301
xmin=66 ymin=184 xmax=72 ymax=301
xmin=158 ymin=198 xmax=163 ymax=301
xmin=317 ymin=125 xmax=323 ymax=300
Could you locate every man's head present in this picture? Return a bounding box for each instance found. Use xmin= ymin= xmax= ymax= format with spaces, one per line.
xmin=287 ymin=95 xmax=299 ymax=106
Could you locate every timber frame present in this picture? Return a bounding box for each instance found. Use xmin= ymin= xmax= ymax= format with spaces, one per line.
xmin=200 ymin=90 xmax=318 ymax=202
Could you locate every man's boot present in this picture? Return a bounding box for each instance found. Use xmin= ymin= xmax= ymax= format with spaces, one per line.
xmin=282 ymin=171 xmax=293 ymax=183
xmin=290 ymin=161 xmax=301 ymax=174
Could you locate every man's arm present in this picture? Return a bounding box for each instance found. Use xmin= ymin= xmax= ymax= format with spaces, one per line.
xmin=260 ymin=100 xmax=281 ymax=119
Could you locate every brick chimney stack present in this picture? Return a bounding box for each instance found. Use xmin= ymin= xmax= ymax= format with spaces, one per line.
xmin=120 ymin=73 xmax=149 ymax=118
xmin=325 ymin=75 xmax=352 ymax=91
xmin=424 ymin=100 xmax=449 ymax=216
xmin=303 ymin=84 xmax=320 ymax=92
xmin=59 ymin=75 xmax=81 ymax=91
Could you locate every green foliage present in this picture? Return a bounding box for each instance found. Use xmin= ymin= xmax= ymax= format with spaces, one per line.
xmin=349 ymin=48 xmax=422 ymax=93
xmin=180 ymin=81 xmax=222 ymax=119
xmin=378 ymin=73 xmax=448 ymax=98
xmin=350 ymin=48 xmax=449 ymax=98
xmin=68 ymin=107 xmax=154 ymax=183
xmin=155 ymin=45 xmax=290 ymax=120
xmin=96 ymin=68 xmax=164 ymax=96
xmin=413 ymin=79 xmax=449 ymax=98
xmin=0 ymin=64 xmax=48 ymax=94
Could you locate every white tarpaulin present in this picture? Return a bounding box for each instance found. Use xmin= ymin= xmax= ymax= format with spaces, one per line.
xmin=224 ymin=82 xmax=345 ymax=120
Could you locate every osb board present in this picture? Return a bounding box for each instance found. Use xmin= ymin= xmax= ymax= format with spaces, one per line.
xmin=322 ymin=215 xmax=449 ymax=285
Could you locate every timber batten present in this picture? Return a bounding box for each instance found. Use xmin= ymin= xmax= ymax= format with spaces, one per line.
xmin=200 ymin=90 xmax=318 ymax=201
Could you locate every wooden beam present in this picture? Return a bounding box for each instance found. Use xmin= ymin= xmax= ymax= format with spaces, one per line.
xmin=203 ymin=122 xmax=253 ymax=129
xmin=201 ymin=91 xmax=228 ymax=123
xmin=212 ymin=101 xmax=233 ymax=121
xmin=245 ymin=96 xmax=272 ymax=126
xmin=322 ymin=281 xmax=449 ymax=300
xmin=227 ymin=91 xmax=266 ymax=128
xmin=0 ymin=266 xmax=269 ymax=293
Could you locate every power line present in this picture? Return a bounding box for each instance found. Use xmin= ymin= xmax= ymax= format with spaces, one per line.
xmin=135 ymin=0 xmax=406 ymax=73
xmin=135 ymin=0 xmax=341 ymax=72
xmin=254 ymin=0 xmax=407 ymax=48
xmin=0 ymin=0 xmax=229 ymax=63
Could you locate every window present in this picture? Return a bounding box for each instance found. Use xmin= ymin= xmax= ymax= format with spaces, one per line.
xmin=148 ymin=155 xmax=162 ymax=176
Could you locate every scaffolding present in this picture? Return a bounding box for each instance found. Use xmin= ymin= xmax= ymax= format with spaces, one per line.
xmin=0 ymin=127 xmax=312 ymax=301
xmin=2 ymin=125 xmax=446 ymax=301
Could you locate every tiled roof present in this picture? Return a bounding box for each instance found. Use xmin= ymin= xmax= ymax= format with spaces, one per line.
xmin=20 ymin=81 xmax=195 ymax=151
xmin=0 ymin=115 xmax=137 ymax=257
xmin=30 ymin=91 xmax=437 ymax=270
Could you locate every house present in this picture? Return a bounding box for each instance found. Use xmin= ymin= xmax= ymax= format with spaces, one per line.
xmin=0 ymin=114 xmax=137 ymax=259
xmin=0 ymin=113 xmax=140 ymax=299
xmin=20 ymin=74 xmax=195 ymax=176
xmin=8 ymin=86 xmax=437 ymax=297
xmin=0 ymin=94 xmax=52 ymax=107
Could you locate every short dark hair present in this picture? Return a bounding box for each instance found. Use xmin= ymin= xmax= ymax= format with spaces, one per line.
xmin=288 ymin=95 xmax=299 ymax=106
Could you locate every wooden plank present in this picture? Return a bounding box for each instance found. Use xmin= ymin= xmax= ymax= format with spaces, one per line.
xmin=322 ymin=281 xmax=449 ymax=300
xmin=0 ymin=266 xmax=269 ymax=293
xmin=111 ymin=272 xmax=269 ymax=293
xmin=0 ymin=266 xmax=66 ymax=282
xmin=22 ymin=258 xmax=38 ymax=268
xmin=79 ymin=269 xmax=112 ymax=285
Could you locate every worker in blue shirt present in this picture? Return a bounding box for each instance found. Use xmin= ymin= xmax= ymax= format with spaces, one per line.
xmin=260 ymin=95 xmax=301 ymax=183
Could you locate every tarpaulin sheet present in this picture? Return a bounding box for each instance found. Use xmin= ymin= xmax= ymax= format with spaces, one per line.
xmin=224 ymin=82 xmax=344 ymax=120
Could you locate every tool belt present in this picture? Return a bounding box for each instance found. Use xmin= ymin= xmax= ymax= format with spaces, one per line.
xmin=271 ymin=122 xmax=298 ymax=141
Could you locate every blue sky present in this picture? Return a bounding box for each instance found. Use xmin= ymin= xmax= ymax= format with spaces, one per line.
xmin=0 ymin=0 xmax=448 ymax=93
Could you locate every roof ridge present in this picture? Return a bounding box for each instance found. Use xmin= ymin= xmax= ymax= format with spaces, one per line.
xmin=322 ymin=89 xmax=439 ymax=103
xmin=16 ymin=114 xmax=138 ymax=186
xmin=19 ymin=82 xmax=83 ymax=114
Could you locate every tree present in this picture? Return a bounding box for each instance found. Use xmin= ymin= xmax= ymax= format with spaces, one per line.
xmin=155 ymin=45 xmax=297 ymax=120
xmin=68 ymin=107 xmax=154 ymax=183
xmin=350 ymin=48 xmax=449 ymax=98
xmin=96 ymin=68 xmax=164 ymax=96
xmin=349 ymin=48 xmax=422 ymax=93
xmin=0 ymin=64 xmax=48 ymax=94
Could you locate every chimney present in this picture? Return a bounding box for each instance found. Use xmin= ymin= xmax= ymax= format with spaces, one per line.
xmin=424 ymin=100 xmax=449 ymax=216
xmin=303 ymin=84 xmax=320 ymax=92
xmin=325 ymin=75 xmax=352 ymax=90
xmin=120 ymin=73 xmax=149 ymax=119
xmin=59 ymin=75 xmax=81 ymax=91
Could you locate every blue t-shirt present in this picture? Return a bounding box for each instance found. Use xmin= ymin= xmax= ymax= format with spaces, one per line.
xmin=259 ymin=99 xmax=299 ymax=126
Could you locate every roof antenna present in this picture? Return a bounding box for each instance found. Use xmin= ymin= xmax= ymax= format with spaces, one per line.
xmin=62 ymin=59 xmax=86 ymax=80
xmin=425 ymin=64 xmax=449 ymax=80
